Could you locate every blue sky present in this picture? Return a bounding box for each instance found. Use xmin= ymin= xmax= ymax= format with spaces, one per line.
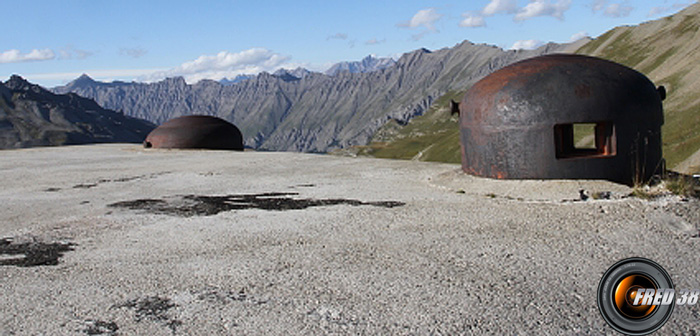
xmin=0 ymin=0 xmax=694 ymax=87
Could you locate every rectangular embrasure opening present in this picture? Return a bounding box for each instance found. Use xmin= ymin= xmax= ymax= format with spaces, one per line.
xmin=554 ymin=122 xmax=616 ymax=159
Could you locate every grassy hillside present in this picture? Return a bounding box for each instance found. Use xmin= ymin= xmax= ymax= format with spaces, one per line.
xmin=353 ymin=90 xmax=463 ymax=163
xmin=576 ymin=3 xmax=700 ymax=172
xmin=358 ymin=3 xmax=700 ymax=174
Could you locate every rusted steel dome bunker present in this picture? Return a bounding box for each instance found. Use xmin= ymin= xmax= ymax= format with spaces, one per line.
xmin=144 ymin=115 xmax=244 ymax=150
xmin=458 ymin=54 xmax=664 ymax=185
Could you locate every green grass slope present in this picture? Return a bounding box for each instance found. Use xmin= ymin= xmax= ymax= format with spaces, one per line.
xmin=353 ymin=90 xmax=463 ymax=163
xmin=576 ymin=2 xmax=700 ymax=172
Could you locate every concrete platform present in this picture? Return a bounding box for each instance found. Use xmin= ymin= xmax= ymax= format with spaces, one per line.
xmin=1 ymin=144 xmax=698 ymax=335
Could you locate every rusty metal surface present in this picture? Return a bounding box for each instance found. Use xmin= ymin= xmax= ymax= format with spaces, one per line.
xmin=459 ymin=54 xmax=664 ymax=185
xmin=144 ymin=115 xmax=244 ymax=150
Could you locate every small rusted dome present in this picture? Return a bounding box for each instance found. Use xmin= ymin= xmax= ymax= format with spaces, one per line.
xmin=144 ymin=115 xmax=244 ymax=150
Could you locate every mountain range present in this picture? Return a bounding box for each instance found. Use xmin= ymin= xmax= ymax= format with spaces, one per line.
xmin=53 ymin=40 xmax=584 ymax=153
xmin=220 ymin=55 xmax=394 ymax=84
xmin=0 ymin=75 xmax=154 ymax=149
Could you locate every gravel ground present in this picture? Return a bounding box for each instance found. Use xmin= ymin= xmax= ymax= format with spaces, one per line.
xmin=0 ymin=144 xmax=698 ymax=335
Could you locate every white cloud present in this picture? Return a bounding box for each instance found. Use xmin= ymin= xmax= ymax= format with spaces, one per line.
xmin=411 ymin=31 xmax=433 ymax=41
xmin=648 ymin=6 xmax=669 ymax=17
xmin=14 ymin=48 xmax=305 ymax=86
xmin=482 ymin=0 xmax=518 ymax=16
xmin=510 ymin=39 xmax=544 ymax=50
xmin=398 ymin=8 xmax=442 ymax=31
xmin=365 ymin=38 xmax=386 ymax=45
xmin=140 ymin=48 xmax=294 ymax=83
xmin=0 ymin=49 xmax=55 ymax=63
xmin=514 ymin=0 xmax=572 ymax=21
xmin=592 ymin=1 xmax=635 ymax=18
xmin=58 ymin=45 xmax=92 ymax=60
xmin=460 ymin=13 xmax=486 ymax=27
xmin=603 ymin=3 xmax=633 ymax=17
xmin=591 ymin=0 xmax=606 ymax=12
xmin=120 ymin=47 xmax=147 ymax=58
xmin=327 ymin=33 xmax=356 ymax=48
xmin=327 ymin=33 xmax=348 ymax=40
xmin=172 ymin=49 xmax=287 ymax=74
xmin=647 ymin=1 xmax=692 ymax=18
xmin=569 ymin=31 xmax=589 ymax=41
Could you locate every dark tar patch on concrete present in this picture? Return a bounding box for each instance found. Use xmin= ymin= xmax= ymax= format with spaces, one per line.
xmin=0 ymin=237 xmax=75 ymax=267
xmin=108 ymin=192 xmax=405 ymax=217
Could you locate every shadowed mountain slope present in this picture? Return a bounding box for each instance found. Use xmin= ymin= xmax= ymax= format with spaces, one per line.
xmin=0 ymin=76 xmax=155 ymax=149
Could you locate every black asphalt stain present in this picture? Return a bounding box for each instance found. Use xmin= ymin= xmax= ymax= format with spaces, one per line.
xmin=289 ymin=184 xmax=316 ymax=188
xmin=0 ymin=237 xmax=75 ymax=267
xmin=114 ymin=296 xmax=181 ymax=334
xmin=108 ymin=192 xmax=405 ymax=217
xmin=81 ymin=320 xmax=119 ymax=335
xmin=98 ymin=176 xmax=144 ymax=183
xmin=73 ymin=183 xmax=98 ymax=189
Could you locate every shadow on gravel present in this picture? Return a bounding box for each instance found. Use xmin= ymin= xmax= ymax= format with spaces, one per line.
xmin=0 ymin=237 xmax=75 ymax=267
xmin=108 ymin=192 xmax=405 ymax=217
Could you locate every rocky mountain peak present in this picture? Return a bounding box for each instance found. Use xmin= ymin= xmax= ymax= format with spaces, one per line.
xmin=61 ymin=73 xmax=99 ymax=91
xmin=272 ymin=69 xmax=302 ymax=82
xmin=163 ymin=76 xmax=187 ymax=86
xmin=5 ymin=75 xmax=35 ymax=91
xmin=74 ymin=73 xmax=96 ymax=84
xmin=395 ymin=48 xmax=432 ymax=68
xmin=325 ymin=55 xmax=396 ymax=76
xmin=272 ymin=67 xmax=314 ymax=81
